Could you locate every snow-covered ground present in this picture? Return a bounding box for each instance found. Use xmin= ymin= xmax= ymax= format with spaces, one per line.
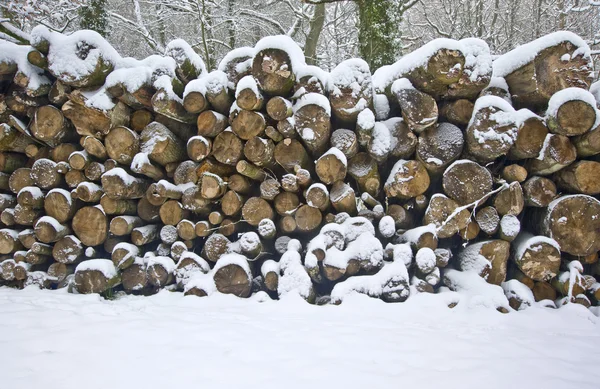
xmin=1 ymin=287 xmax=599 ymax=389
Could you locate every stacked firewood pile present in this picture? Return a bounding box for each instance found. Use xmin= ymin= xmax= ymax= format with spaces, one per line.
xmin=1 ymin=26 xmax=599 ymax=311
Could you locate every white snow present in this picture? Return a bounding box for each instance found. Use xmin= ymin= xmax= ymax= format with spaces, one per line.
xmin=218 ymin=46 xmax=255 ymax=73
xmin=502 ymin=279 xmax=536 ymax=310
xmin=102 ymin=167 xmax=137 ymax=185
xmin=164 ymin=38 xmax=207 ymax=77
xmin=546 ymin=87 xmax=600 ymax=129
xmin=278 ymin=240 xmax=312 ymax=300
xmin=0 ymin=40 xmax=50 ymax=91
xmin=329 ymin=58 xmax=372 ymax=100
xmin=294 ymin=64 xmax=331 ymax=92
xmin=378 ymin=216 xmax=396 ymax=238
xmin=458 ymin=241 xmax=492 ymax=277
xmin=369 ymin=122 xmax=392 ymax=160
xmin=500 ymin=214 xmax=521 ymax=236
xmin=147 ymin=256 xmax=176 ymax=275
xmin=356 ymin=108 xmax=375 ymax=130
xmin=75 ymin=259 xmax=118 ymax=279
xmin=261 ymin=260 xmax=280 ymax=277
xmin=493 ymin=31 xmax=591 ymax=78
xmin=373 ymin=95 xmax=390 ymax=121
xmin=1 ymin=287 xmax=598 ymax=389
xmin=416 ymin=248 xmax=436 ymax=274
xmin=18 ymin=186 xmax=44 ymax=200
xmin=258 ymin=219 xmax=276 ymax=238
xmin=390 ymin=78 xmax=414 ymax=94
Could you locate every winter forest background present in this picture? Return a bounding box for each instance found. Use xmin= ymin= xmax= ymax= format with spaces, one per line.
xmin=2 ymin=0 xmax=600 ymax=71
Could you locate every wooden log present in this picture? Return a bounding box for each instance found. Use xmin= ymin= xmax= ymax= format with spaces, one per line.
xmin=48 ymin=80 xmax=71 ymax=106
xmin=231 ymin=110 xmax=266 ymax=140
xmin=540 ymin=194 xmax=600 ymax=256
xmin=0 ymin=229 xmax=22 ymax=255
xmin=47 ymin=262 xmax=74 ymax=285
xmin=499 ymin=214 xmax=520 ymax=242
xmin=160 ymin=225 xmax=178 ymax=245
xmin=347 ymin=153 xmax=380 ymax=197
xmin=100 ymin=195 xmax=137 ymax=216
xmin=9 ymin=168 xmax=34 ymax=194
xmin=81 ymin=136 xmax=107 ymax=160
xmin=0 ymin=153 xmax=26 ymax=176
xmin=294 ymin=94 xmax=331 ymax=156
xmin=235 ymin=160 xmax=266 ymax=181
xmin=329 ymin=59 xmax=372 ymax=126
xmin=74 ymin=260 xmax=121 ymax=294
xmin=274 ymin=138 xmax=312 ymax=171
xmin=0 ymin=123 xmax=36 ymax=153
xmin=266 ymin=96 xmax=292 ymax=121
xmin=330 ymin=181 xmax=357 ymax=215
xmin=393 ymin=80 xmax=438 ymax=133
xmin=522 ymin=176 xmax=557 ymax=207
xmin=442 ymin=160 xmax=492 ymax=206
xmin=265 ymin=125 xmax=284 ymax=142
xmin=316 ymin=147 xmax=347 ymax=185
xmin=50 ymin=143 xmax=79 ymax=164
xmin=236 ymin=76 xmax=264 ymax=111
xmin=74 ymin=182 xmax=103 ymax=203
xmin=513 ymin=233 xmax=561 ymax=282
xmin=244 ymin=137 xmax=275 ymax=168
xmin=138 ymin=121 xmax=186 ymax=166
xmin=274 ymin=192 xmax=300 ymax=217
xmin=200 ymin=173 xmax=227 ymax=200
xmin=242 ymin=197 xmax=275 ymax=227
xmin=423 ymin=194 xmax=470 ymax=239
xmin=213 ymin=253 xmax=252 ymax=297
xmin=34 ymin=216 xmax=70 ymax=243
xmin=29 ymin=105 xmax=74 ymax=147
xmin=121 ymin=258 xmax=149 ymax=292
xmin=186 ymin=136 xmax=211 ymax=162
xmin=196 ymin=110 xmax=228 ymax=138
xmin=183 ymin=88 xmax=208 ymax=114
xmin=30 ymin=158 xmax=62 ymax=189
xmin=496 ymin=37 xmax=593 ymax=109
xmin=159 ymin=200 xmax=189 ymax=226
xmin=104 ymin=126 xmax=139 ymax=165
xmin=475 ymin=206 xmax=500 ymax=235
xmin=62 ymin=97 xmax=129 ymax=139
xmin=72 ymin=206 xmax=108 ymax=247
xmin=221 ymin=190 xmax=244 ymax=217
xmin=212 ymin=131 xmax=243 ymax=166
xmin=180 ymin=186 xmax=211 ymax=214
xmin=330 ymin=129 xmax=359 ymax=160
xmin=130 ymin=153 xmax=166 ymax=181
xmin=13 ymin=204 xmax=43 ymax=226
xmin=109 ymin=216 xmax=143 ymax=236
xmin=384 ymin=160 xmax=430 ymax=200
xmin=252 ymin=45 xmax=296 ymax=96
xmin=416 ymin=122 xmax=464 ymax=175
xmin=525 ymin=134 xmax=576 ymax=176
xmin=227 ymin=174 xmax=251 ymax=194
xmin=260 ymin=179 xmax=281 ymax=201
xmin=493 ymin=182 xmax=524 ymax=216
xmin=67 ymin=151 xmax=90 ymax=171
xmin=194 ymin=221 xmax=211 ymax=237
xmin=295 ymin=205 xmax=322 ymax=233
xmin=553 ymin=161 xmax=600 ymax=195
xmin=306 ymin=184 xmax=330 ymax=212
xmin=131 ymin=225 xmax=160 ymax=246
xmin=502 ymin=165 xmax=528 ymax=183
xmin=508 ymin=113 xmax=548 ymax=160
xmin=459 ymin=240 xmax=510 ymax=285
xmin=202 ymin=233 xmax=231 ymax=262
xmin=176 ymin=219 xmax=196 ymax=241
xmin=277 ymin=117 xmax=296 ymax=139
xmin=52 ymin=235 xmax=84 ymax=264
xmin=0 ymin=208 xmax=16 ymax=227
xmin=151 ymin=85 xmax=196 ymax=124
xmin=439 ymin=99 xmax=474 ymax=127
xmin=546 ymin=89 xmax=597 ymax=136
xmin=101 ymin=168 xmax=150 ymax=200
xmin=17 ymin=186 xmax=45 ymax=209
xmin=130 ymin=110 xmax=154 ymax=132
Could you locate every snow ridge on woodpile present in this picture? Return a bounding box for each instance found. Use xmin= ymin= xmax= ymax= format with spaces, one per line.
xmin=0 ymin=28 xmax=599 ymax=314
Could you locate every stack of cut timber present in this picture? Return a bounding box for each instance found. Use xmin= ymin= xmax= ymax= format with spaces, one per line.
xmin=1 ymin=28 xmax=599 ymax=311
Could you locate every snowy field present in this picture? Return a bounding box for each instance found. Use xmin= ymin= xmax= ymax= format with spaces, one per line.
xmin=1 ymin=287 xmax=599 ymax=389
